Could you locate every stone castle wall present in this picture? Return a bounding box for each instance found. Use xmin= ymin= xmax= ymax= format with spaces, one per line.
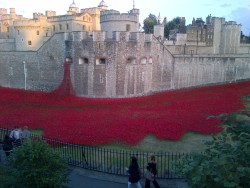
xmin=0 ymin=33 xmax=66 ymax=91
xmin=0 ymin=31 xmax=250 ymax=98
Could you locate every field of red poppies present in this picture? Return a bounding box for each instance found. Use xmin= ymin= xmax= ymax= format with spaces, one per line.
xmin=0 ymin=81 xmax=249 ymax=146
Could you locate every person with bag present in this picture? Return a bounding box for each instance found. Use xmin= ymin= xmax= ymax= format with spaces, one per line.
xmin=3 ymin=134 xmax=14 ymax=157
xmin=145 ymin=155 xmax=160 ymax=188
xmin=126 ymin=156 xmax=142 ymax=188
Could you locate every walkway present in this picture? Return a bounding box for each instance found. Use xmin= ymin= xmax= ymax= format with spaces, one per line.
xmin=67 ymin=167 xmax=189 ymax=188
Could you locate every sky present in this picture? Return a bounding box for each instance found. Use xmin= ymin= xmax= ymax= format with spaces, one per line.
xmin=1 ymin=0 xmax=250 ymax=35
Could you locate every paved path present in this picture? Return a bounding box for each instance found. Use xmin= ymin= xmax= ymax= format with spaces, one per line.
xmin=67 ymin=167 xmax=189 ymax=188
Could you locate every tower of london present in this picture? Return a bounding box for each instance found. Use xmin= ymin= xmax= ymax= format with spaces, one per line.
xmin=0 ymin=1 xmax=249 ymax=98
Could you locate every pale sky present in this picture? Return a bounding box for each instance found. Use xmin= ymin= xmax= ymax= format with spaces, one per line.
xmin=1 ymin=0 xmax=250 ymax=35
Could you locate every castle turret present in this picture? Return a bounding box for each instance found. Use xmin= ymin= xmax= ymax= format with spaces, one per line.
xmin=67 ymin=0 xmax=79 ymax=15
xmin=101 ymin=8 xmax=140 ymax=38
xmin=154 ymin=12 xmax=164 ymax=39
xmin=9 ymin=8 xmax=16 ymax=18
xmin=98 ymin=0 xmax=108 ymax=10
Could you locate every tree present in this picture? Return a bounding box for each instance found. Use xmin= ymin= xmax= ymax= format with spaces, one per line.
xmin=177 ymin=111 xmax=250 ymax=188
xmin=164 ymin=21 xmax=177 ymax=39
xmin=164 ymin=17 xmax=186 ymax=39
xmin=240 ymin=31 xmax=250 ymax=43
xmin=7 ymin=140 xmax=70 ymax=188
xmin=143 ymin=14 xmax=157 ymax=34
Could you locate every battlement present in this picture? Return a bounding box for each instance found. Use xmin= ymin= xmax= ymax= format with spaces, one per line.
xmin=0 ymin=8 xmax=7 ymax=15
xmin=45 ymin=11 xmax=56 ymax=17
xmin=100 ymin=10 xmax=138 ymax=23
xmin=211 ymin=17 xmax=226 ymax=25
xmin=66 ymin=31 xmax=153 ymax=43
xmin=47 ymin=14 xmax=75 ymax=22
xmin=13 ymin=19 xmax=41 ymax=27
xmin=81 ymin=7 xmax=102 ymax=14
xmin=33 ymin=12 xmax=48 ymax=20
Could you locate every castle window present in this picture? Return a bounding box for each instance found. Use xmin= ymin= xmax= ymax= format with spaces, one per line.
xmin=36 ymin=31 xmax=39 ymax=35
xmin=17 ymin=30 xmax=20 ymax=35
xmin=28 ymin=41 xmax=32 ymax=45
xmin=53 ymin=25 xmax=55 ymax=31
xmin=100 ymin=74 xmax=104 ymax=83
xmin=126 ymin=24 xmax=131 ymax=31
xmin=82 ymin=25 xmax=86 ymax=31
xmin=140 ymin=58 xmax=147 ymax=64
xmin=83 ymin=16 xmax=86 ymax=21
xmin=127 ymin=58 xmax=136 ymax=64
xmin=84 ymin=58 xmax=89 ymax=64
xmin=96 ymin=58 xmax=106 ymax=65
xmin=59 ymin=24 xmax=62 ymax=30
xmin=148 ymin=57 xmax=153 ymax=64
xmin=66 ymin=24 xmax=69 ymax=30
xmin=79 ymin=57 xmax=89 ymax=64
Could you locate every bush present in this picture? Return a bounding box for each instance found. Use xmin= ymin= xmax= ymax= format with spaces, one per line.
xmin=177 ymin=112 xmax=250 ymax=188
xmin=0 ymin=164 xmax=17 ymax=188
xmin=7 ymin=140 xmax=70 ymax=188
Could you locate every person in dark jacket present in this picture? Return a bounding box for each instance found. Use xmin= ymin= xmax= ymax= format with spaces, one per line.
xmin=3 ymin=134 xmax=13 ymax=157
xmin=127 ymin=156 xmax=142 ymax=188
xmin=145 ymin=155 xmax=160 ymax=188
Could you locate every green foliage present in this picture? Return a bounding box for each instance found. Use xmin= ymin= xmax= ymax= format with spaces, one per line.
xmin=177 ymin=112 xmax=250 ymax=188
xmin=7 ymin=141 xmax=70 ymax=188
xmin=164 ymin=17 xmax=184 ymax=39
xmin=143 ymin=14 xmax=157 ymax=34
xmin=0 ymin=164 xmax=17 ymax=188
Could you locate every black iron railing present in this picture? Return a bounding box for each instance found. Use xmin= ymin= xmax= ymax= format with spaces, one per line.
xmin=0 ymin=127 xmax=188 ymax=179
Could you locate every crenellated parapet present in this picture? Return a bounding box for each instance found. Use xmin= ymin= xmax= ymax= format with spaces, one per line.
xmin=13 ymin=19 xmax=42 ymax=28
xmin=66 ymin=31 xmax=153 ymax=43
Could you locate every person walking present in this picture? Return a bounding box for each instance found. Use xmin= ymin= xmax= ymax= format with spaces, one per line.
xmin=145 ymin=155 xmax=160 ymax=188
xmin=22 ymin=125 xmax=30 ymax=144
xmin=3 ymin=134 xmax=13 ymax=157
xmin=10 ymin=126 xmax=22 ymax=147
xmin=127 ymin=156 xmax=142 ymax=188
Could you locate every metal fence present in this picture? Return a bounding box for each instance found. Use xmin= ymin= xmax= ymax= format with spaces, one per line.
xmin=0 ymin=127 xmax=188 ymax=179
